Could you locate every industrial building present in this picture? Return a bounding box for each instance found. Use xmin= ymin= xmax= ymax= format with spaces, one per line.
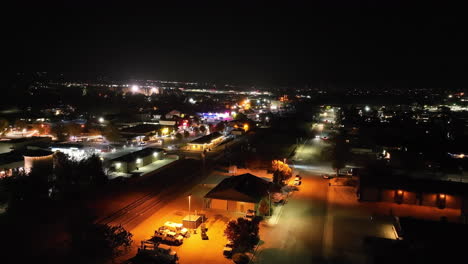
xmin=110 ymin=147 xmax=165 ymax=174
xmin=187 ymin=132 xmax=225 ymax=151
xmin=204 ymin=173 xmax=275 ymax=214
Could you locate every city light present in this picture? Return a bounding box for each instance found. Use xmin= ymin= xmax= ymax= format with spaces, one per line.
xmin=136 ymin=158 xmax=142 ymax=164
xmin=131 ymin=85 xmax=139 ymax=93
xmin=162 ymin=127 xmax=169 ymax=135
xmin=98 ymin=117 xmax=104 ymax=123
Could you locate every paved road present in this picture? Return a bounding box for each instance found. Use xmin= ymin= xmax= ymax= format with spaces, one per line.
xmin=255 ymin=175 xmax=329 ymax=264
xmin=292 ymin=137 xmax=334 ymax=175
xmin=254 ymin=107 xmax=337 ymax=264
xmin=254 ymin=135 xmax=331 ymax=264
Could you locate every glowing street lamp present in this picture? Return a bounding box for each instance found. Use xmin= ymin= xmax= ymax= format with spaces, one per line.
xmin=98 ymin=117 xmax=104 ymax=123
xmin=131 ymin=85 xmax=139 ymax=93
xmin=188 ymin=194 xmax=192 ymax=221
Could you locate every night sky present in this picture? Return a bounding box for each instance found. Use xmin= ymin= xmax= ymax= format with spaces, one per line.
xmin=4 ymin=1 xmax=468 ymax=86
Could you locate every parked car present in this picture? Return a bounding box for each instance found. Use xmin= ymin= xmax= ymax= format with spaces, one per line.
xmin=223 ymin=242 xmax=234 ymax=258
xmin=245 ymin=209 xmax=255 ymax=220
xmin=161 ymin=221 xmax=189 ymax=237
xmin=152 ymin=230 xmax=184 ymax=245
xmin=137 ymin=240 xmax=179 ymax=264
xmin=293 ymin=179 xmax=302 ymax=186
xmin=155 ymin=244 xmax=179 ymax=262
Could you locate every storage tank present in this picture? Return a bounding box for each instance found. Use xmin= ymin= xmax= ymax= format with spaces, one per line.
xmin=23 ymin=149 xmax=54 ymax=174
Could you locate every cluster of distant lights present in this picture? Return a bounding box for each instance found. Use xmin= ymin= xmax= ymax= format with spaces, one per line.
xmin=130 ymin=85 xmax=158 ymax=94
xmin=183 ymin=88 xmax=271 ymax=95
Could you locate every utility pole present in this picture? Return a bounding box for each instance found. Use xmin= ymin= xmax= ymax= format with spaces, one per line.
xmin=188 ymin=194 xmax=192 ymax=221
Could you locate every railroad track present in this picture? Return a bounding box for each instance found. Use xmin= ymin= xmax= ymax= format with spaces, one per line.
xmin=96 ymin=160 xmax=208 ymax=229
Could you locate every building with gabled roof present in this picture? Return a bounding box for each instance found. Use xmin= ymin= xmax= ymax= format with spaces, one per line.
xmin=204 ymin=173 xmax=276 ymax=214
xmin=187 ymin=132 xmax=224 ymax=151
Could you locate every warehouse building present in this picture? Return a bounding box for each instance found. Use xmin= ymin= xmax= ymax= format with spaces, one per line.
xmin=187 ymin=132 xmax=225 ymax=151
xmin=204 ymin=173 xmax=275 ymax=214
xmin=110 ymin=147 xmax=165 ymax=174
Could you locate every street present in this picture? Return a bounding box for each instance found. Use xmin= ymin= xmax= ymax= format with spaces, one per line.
xmin=253 ymin=136 xmax=331 ymax=264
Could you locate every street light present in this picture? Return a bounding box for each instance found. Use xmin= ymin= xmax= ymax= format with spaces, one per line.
xmin=188 ymin=194 xmax=192 ymax=221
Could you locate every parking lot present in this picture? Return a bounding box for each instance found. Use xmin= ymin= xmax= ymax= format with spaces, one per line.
xmin=125 ymin=171 xmax=245 ymax=264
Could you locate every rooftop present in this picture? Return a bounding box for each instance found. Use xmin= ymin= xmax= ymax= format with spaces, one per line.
xmin=0 ymin=136 xmax=52 ymax=144
xmin=50 ymin=143 xmax=85 ymax=149
xmin=204 ymin=173 xmax=276 ymax=203
xmin=111 ymin=147 xmax=164 ymax=163
xmin=23 ymin=149 xmax=54 ymax=157
xmin=0 ymin=151 xmax=23 ymax=165
xmin=189 ymin=132 xmax=223 ymax=145
xmin=120 ymin=124 xmax=160 ymax=135
xmin=360 ymin=173 xmax=468 ymax=196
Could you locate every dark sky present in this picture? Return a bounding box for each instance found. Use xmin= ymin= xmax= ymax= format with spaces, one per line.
xmin=4 ymin=1 xmax=468 ymax=86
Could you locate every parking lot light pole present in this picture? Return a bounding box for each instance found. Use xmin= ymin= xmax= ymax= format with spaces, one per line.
xmin=188 ymin=194 xmax=192 ymax=221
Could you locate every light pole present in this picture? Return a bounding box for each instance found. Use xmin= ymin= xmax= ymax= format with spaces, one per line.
xmin=188 ymin=194 xmax=192 ymax=221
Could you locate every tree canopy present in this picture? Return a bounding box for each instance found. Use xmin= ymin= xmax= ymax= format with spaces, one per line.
xmin=69 ymin=221 xmax=133 ymax=263
xmin=272 ymin=160 xmax=293 ymax=185
xmin=224 ymin=217 xmax=260 ymax=253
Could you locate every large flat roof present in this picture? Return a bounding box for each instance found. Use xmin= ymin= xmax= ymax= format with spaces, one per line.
xmin=0 ymin=137 xmax=51 ymax=144
xmin=120 ymin=124 xmax=160 ymax=134
xmin=360 ymin=173 xmax=468 ymax=196
xmin=111 ymin=147 xmax=164 ymax=163
xmin=189 ymin=132 xmax=223 ymax=145
xmin=204 ymin=173 xmax=274 ymax=203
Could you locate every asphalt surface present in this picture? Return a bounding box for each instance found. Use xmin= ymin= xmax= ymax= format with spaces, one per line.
xmin=254 ymin=136 xmax=331 ymax=264
xmin=91 ymin=135 xmax=249 ymax=231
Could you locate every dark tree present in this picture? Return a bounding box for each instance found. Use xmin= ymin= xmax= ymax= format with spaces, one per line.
xmin=258 ymin=199 xmax=270 ymax=216
xmin=102 ymin=123 xmax=121 ymax=142
xmin=69 ymin=222 xmax=133 ymax=263
xmin=64 ymin=123 xmax=83 ymax=136
xmin=1 ymin=167 xmax=50 ymax=213
xmin=51 ymin=123 xmax=68 ymax=141
xmin=235 ymin=113 xmax=248 ymax=120
xmin=215 ymin=121 xmax=226 ymax=132
xmin=0 ymin=118 xmax=9 ymax=135
xmin=224 ymin=217 xmax=260 ymax=253
xmin=14 ymin=119 xmax=27 ymax=129
xmin=52 ymin=153 xmax=107 ymax=198
xmin=330 ymin=131 xmax=350 ymax=177
xmin=199 ymin=125 xmax=207 ymax=134
xmin=232 ymin=253 xmax=250 ymax=264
